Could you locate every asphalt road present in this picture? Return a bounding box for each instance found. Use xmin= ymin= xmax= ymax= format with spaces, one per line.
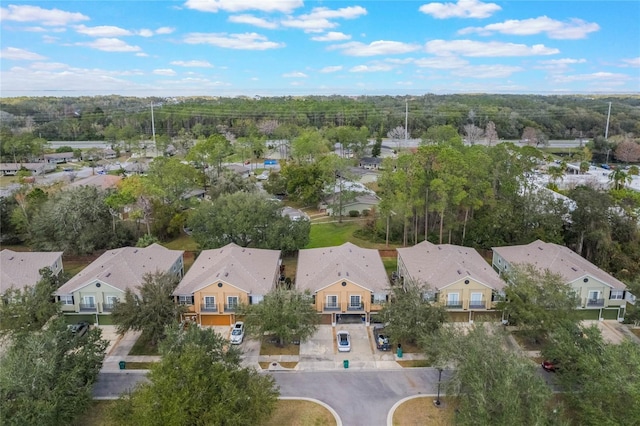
xmin=93 ymin=369 xmax=446 ymax=425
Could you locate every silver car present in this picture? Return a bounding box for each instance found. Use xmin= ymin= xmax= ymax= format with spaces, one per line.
xmin=230 ymin=321 xmax=245 ymax=344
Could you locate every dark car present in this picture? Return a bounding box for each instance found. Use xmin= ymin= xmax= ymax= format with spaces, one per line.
xmin=542 ymin=359 xmax=559 ymax=372
xmin=373 ymin=325 xmax=391 ymax=351
xmin=68 ymin=321 xmax=90 ymax=338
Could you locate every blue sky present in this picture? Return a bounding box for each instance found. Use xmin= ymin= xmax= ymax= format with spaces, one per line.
xmin=1 ymin=0 xmax=639 ymax=97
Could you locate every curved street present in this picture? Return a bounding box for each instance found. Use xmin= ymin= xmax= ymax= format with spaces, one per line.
xmin=93 ymin=369 xmax=444 ymax=426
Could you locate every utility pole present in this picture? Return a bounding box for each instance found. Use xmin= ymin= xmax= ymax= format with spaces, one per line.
xmin=605 ymin=102 xmax=612 ymax=140
xmin=404 ymin=99 xmax=408 ymax=151
xmin=151 ymin=102 xmax=157 ymax=154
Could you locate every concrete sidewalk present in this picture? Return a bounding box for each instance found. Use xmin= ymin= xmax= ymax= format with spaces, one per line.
xmin=102 ymin=330 xmax=161 ymax=372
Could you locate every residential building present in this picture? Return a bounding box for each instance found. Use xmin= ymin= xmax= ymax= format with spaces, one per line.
xmin=173 ymin=243 xmax=281 ymax=326
xmin=0 ymin=162 xmax=52 ymax=176
xmin=397 ymin=241 xmax=505 ymax=322
xmin=44 ymin=152 xmax=75 ymax=164
xmin=296 ymin=242 xmax=389 ymax=325
xmin=68 ymin=174 xmax=122 ymax=190
xmin=55 ymin=244 xmax=184 ymax=324
xmin=492 ymin=240 xmax=631 ymax=320
xmin=1 ymin=250 xmax=64 ymax=294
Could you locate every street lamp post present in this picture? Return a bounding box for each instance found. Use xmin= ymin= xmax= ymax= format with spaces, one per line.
xmin=434 ymin=368 xmax=443 ymax=407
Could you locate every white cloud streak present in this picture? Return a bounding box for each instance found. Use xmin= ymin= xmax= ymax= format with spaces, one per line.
xmin=419 ymin=0 xmax=501 ymax=19
xmin=0 ymin=47 xmax=47 ymax=61
xmin=329 ymin=40 xmax=421 ymax=56
xmin=425 ymin=39 xmax=559 ymax=57
xmin=184 ymin=0 xmax=303 ymax=14
xmin=459 ymin=16 xmax=600 ymax=40
xmin=1 ymin=4 xmax=89 ymax=26
xmin=183 ymin=32 xmax=284 ymax=50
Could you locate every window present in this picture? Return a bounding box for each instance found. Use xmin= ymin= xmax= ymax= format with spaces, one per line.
xmin=227 ymin=296 xmax=238 ymax=309
xmin=106 ymin=295 xmax=118 ymax=305
xmin=588 ymin=290 xmax=600 ymax=301
xmin=204 ymin=296 xmax=216 ymax=309
xmin=610 ymin=290 xmax=624 ymax=300
xmin=447 ymin=293 xmax=460 ymax=307
xmin=326 ymin=295 xmax=338 ymax=308
xmin=373 ymin=293 xmax=387 ymax=304
xmin=82 ymin=296 xmax=95 ymax=307
xmin=250 ymin=295 xmax=263 ymax=305
xmin=350 ymin=295 xmax=361 ymax=308
xmin=60 ymin=295 xmax=73 ymax=305
xmin=471 ymin=293 xmax=483 ymax=302
xmin=179 ymin=295 xmax=193 ymax=305
xmin=422 ymin=291 xmax=435 ymax=302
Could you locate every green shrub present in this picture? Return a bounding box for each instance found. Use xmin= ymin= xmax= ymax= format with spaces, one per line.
xmin=349 ymin=210 xmax=360 ymax=217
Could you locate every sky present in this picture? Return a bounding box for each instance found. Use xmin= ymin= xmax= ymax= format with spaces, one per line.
xmin=1 ymin=0 xmax=639 ymax=97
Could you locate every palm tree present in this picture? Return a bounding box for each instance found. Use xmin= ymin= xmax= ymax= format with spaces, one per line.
xmin=609 ymin=168 xmax=632 ymax=190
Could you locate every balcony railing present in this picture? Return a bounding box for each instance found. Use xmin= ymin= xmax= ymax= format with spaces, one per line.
xmin=102 ymin=303 xmax=115 ymax=312
xmin=446 ymin=302 xmax=463 ymax=309
xmin=201 ymin=304 xmax=217 ymax=312
xmin=469 ymin=301 xmax=486 ymax=309
xmin=79 ymin=303 xmax=96 ymax=312
xmin=323 ymin=303 xmax=340 ymax=312
xmin=224 ymin=304 xmax=238 ymax=312
xmin=586 ymin=298 xmax=605 ymax=307
xmin=347 ymin=303 xmax=365 ymax=311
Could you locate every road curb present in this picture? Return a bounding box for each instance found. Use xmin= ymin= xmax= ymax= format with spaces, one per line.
xmin=279 ymin=397 xmax=342 ymax=426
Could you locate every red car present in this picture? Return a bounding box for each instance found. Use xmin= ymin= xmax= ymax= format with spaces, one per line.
xmin=541 ymin=359 xmax=559 ymax=372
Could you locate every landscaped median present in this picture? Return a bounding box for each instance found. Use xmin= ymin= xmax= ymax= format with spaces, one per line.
xmin=390 ymin=395 xmax=455 ymax=426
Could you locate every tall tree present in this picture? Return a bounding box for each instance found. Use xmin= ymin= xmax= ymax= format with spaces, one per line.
xmin=111 ymin=271 xmax=186 ymax=347
xmin=291 ymin=129 xmax=330 ymax=163
xmin=378 ymin=283 xmax=446 ymax=345
xmin=499 ymin=264 xmax=579 ymax=344
xmin=0 ymin=316 xmax=107 ymax=426
xmin=0 ymin=268 xmax=62 ymax=337
xmin=109 ymin=325 xmax=278 ymax=426
xmin=239 ymin=287 xmax=319 ymax=346
xmin=440 ymin=326 xmax=556 ymax=426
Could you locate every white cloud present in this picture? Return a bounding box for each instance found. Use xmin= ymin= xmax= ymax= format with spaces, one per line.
xmin=282 ymin=6 xmax=366 ymax=33
xmin=349 ymin=64 xmax=394 ymax=72
xmin=320 ymin=65 xmax=343 ymax=73
xmin=621 ymin=57 xmax=640 ymax=67
xmin=30 ymin=62 xmax=68 ymax=70
xmin=458 ymin=16 xmax=600 ymax=40
xmin=451 ymin=64 xmax=523 ymax=78
xmin=228 ymin=14 xmax=278 ymax=29
xmin=419 ymin=0 xmax=501 ymax=19
xmin=304 ymin=6 xmax=367 ymax=20
xmin=396 ymin=81 xmax=414 ymax=86
xmin=425 ymin=39 xmax=559 ymax=57
xmin=171 ymin=60 xmax=214 ymax=68
xmin=76 ymin=38 xmax=142 ymax=52
xmin=0 ymin=47 xmax=47 ymax=61
xmin=312 ymin=32 xmax=351 ymax=42
xmin=282 ymin=71 xmax=308 ymax=78
xmin=184 ymin=32 xmax=284 ymax=50
xmin=75 ymin=25 xmax=133 ymax=37
xmin=1 ymin=4 xmax=89 ymax=26
xmin=184 ymin=0 xmax=303 ymax=14
xmin=153 ymin=69 xmax=177 ymax=76
xmin=281 ymin=17 xmax=336 ymax=33
xmin=552 ymin=72 xmax=630 ymax=83
xmin=536 ymin=58 xmax=586 ymax=72
xmin=138 ymin=29 xmax=154 ymax=37
xmin=329 ymin=41 xmax=421 ymax=56
xmin=414 ymin=56 xmax=469 ymax=69
xmin=156 ymin=27 xmax=175 ymax=35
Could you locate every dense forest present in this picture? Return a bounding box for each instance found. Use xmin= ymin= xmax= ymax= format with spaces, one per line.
xmin=1 ymin=94 xmax=639 ymax=143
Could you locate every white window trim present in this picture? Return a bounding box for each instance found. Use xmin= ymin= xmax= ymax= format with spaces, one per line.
xmin=82 ymin=295 xmax=95 ymax=307
xmin=470 ymin=292 xmax=483 ymax=301
xmin=204 ymin=296 xmax=216 ymax=308
xmin=349 ymin=294 xmax=361 ymax=308
xmin=60 ymin=295 xmax=73 ymax=305
xmin=326 ymin=295 xmax=338 ymax=308
xmin=610 ymin=290 xmax=624 ymax=300
xmin=447 ymin=293 xmax=460 ymax=303
xmin=226 ymin=296 xmax=238 ymax=306
xmin=178 ymin=295 xmax=193 ymax=305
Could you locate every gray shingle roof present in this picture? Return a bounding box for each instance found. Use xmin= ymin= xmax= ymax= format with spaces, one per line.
xmin=296 ymin=242 xmax=389 ymax=293
xmin=55 ymin=243 xmax=183 ymax=295
xmin=1 ymin=250 xmax=63 ymax=292
xmin=173 ymin=243 xmax=281 ymax=295
xmin=397 ymin=241 xmax=504 ymax=291
xmin=492 ymin=240 xmax=626 ymax=290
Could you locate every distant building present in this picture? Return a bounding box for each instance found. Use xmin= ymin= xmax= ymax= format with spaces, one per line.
xmin=44 ymin=152 xmax=75 ymax=164
xmin=1 ymin=250 xmax=64 ymax=294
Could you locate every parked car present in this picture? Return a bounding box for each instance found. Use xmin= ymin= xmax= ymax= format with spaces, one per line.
xmin=373 ymin=325 xmax=391 ymax=351
xmin=230 ymin=321 xmax=245 ymax=344
xmin=68 ymin=321 xmax=90 ymax=338
xmin=542 ymin=359 xmax=559 ymax=372
xmin=337 ymin=330 xmax=351 ymax=352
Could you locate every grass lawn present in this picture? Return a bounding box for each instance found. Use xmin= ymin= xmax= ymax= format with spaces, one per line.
xmin=392 ymin=396 xmax=455 ymax=426
xmin=397 ymin=359 xmax=431 ymax=368
xmin=262 ymin=399 xmax=336 ymax=426
xmin=281 ymin=255 xmax=298 ymax=282
xmin=306 ymin=221 xmax=392 ymax=249
xmin=63 ymin=258 xmax=94 ymax=278
xmin=0 ymin=175 xmax=20 ymax=187
xmin=631 ymin=328 xmax=640 ymax=339
xmin=123 ymin=361 xmax=158 ymax=370
xmin=382 ymin=257 xmax=397 ymax=276
xmin=259 ymin=361 xmax=299 ymax=369
xmin=161 ymin=234 xmax=199 ymax=251
xmin=260 ymin=336 xmax=301 ymax=356
xmin=395 ymin=340 xmax=421 ymax=354
xmin=128 ymin=333 xmax=160 ymax=356
xmin=511 ymin=330 xmax=546 ymax=351
xmin=73 ymin=400 xmax=118 ymax=426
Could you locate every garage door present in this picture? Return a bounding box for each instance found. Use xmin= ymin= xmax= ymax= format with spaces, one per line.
xmin=201 ymin=314 xmax=232 ymax=326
